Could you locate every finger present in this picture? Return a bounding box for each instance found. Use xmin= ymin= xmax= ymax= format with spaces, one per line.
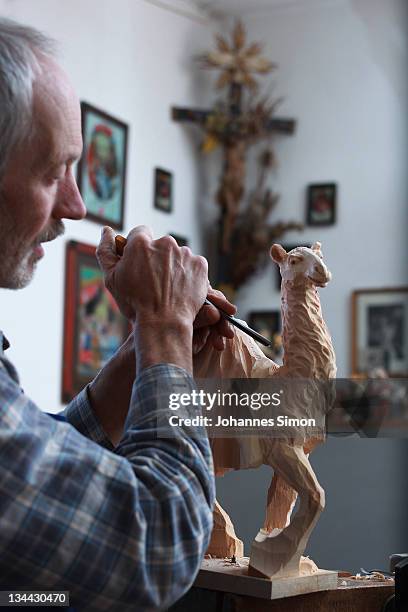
xmin=154 ymin=234 xmax=179 ymax=250
xmin=207 ymin=286 xmax=237 ymax=315
xmin=192 ymin=327 xmax=210 ymax=355
xmin=126 ymin=225 xmax=154 ymax=245
xmin=193 ymin=303 xmax=220 ymax=329
xmin=96 ymin=226 xmax=118 ymax=272
xmin=215 ymin=317 xmax=235 ymax=339
xmin=180 ymin=245 xmax=192 ymax=256
xmin=208 ymin=327 xmax=225 ymax=351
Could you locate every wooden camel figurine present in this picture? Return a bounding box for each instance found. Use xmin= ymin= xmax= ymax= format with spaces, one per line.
xmin=194 ymin=242 xmax=336 ymax=578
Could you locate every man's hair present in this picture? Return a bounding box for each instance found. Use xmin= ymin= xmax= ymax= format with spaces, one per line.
xmin=0 ymin=18 xmax=56 ymax=180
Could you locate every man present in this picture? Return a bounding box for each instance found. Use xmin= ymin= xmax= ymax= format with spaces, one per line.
xmin=0 ymin=18 xmax=236 ymax=610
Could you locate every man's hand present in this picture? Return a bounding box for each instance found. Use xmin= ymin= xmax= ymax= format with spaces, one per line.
xmin=97 ymin=226 xmax=209 ymax=374
xmin=193 ymin=287 xmax=236 ymax=354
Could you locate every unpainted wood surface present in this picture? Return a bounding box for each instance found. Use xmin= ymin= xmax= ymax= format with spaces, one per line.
xmin=169 ymin=583 xmax=394 ymax=612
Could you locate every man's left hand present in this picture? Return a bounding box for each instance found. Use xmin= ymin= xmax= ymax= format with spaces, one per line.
xmin=193 ymin=287 xmax=236 ymax=354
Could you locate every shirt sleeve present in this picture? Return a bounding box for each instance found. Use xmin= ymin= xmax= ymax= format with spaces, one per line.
xmin=62 ymin=386 xmax=115 ymax=451
xmin=0 ymin=362 xmax=215 ymax=611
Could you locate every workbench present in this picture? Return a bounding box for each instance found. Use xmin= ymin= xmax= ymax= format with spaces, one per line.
xmin=169 ymin=563 xmax=394 ymax=612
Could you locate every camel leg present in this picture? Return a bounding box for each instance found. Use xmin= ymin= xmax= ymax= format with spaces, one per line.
xmin=263 ymin=472 xmax=297 ymax=533
xmin=249 ymin=440 xmax=325 ymax=579
xmin=207 ymin=499 xmax=244 ymax=559
xmin=263 ymin=438 xmax=321 ymax=533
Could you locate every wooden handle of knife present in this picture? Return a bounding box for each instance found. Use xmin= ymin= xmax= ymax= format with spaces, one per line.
xmin=115 ymin=235 xmax=127 ymax=256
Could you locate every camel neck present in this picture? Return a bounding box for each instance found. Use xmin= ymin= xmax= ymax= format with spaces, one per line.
xmin=280 ymin=280 xmax=336 ymax=378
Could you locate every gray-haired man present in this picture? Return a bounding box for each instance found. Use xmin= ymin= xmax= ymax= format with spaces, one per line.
xmin=0 ymin=18 xmax=235 ymax=611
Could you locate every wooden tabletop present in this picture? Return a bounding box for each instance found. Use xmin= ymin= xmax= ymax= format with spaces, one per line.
xmin=169 ymin=581 xmax=394 ymax=612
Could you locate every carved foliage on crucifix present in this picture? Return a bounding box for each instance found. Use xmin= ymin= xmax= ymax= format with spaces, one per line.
xmin=172 ymin=20 xmax=303 ymax=289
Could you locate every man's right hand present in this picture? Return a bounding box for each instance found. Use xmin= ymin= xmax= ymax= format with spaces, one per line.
xmin=97 ymin=226 xmax=209 ymax=374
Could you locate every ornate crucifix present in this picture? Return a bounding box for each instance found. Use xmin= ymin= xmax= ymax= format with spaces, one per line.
xmin=172 ymin=21 xmax=300 ymax=289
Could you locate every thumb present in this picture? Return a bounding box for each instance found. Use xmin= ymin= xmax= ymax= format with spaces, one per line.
xmin=96 ymin=226 xmax=118 ymax=273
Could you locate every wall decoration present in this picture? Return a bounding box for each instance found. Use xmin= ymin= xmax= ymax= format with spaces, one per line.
xmin=352 ymin=287 xmax=408 ymax=377
xmin=169 ymin=234 xmax=188 ymax=247
xmin=172 ymin=20 xmax=303 ymax=292
xmin=248 ymin=310 xmax=282 ymax=362
xmin=274 ymin=243 xmax=311 ymax=289
xmin=77 ymin=102 xmax=128 ymax=230
xmin=62 ymin=241 xmax=130 ymax=403
xmin=307 ymin=183 xmax=337 ymax=226
xmin=154 ymin=168 xmax=173 ymax=213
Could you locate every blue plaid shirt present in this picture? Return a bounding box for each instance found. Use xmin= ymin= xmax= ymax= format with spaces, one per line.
xmin=0 ymin=331 xmax=214 ymax=611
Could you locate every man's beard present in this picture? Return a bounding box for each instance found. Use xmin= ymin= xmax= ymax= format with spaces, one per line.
xmin=0 ymin=206 xmax=65 ymax=290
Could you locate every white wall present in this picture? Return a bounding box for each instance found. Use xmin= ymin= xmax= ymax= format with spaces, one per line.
xmin=0 ymin=0 xmax=212 ymax=411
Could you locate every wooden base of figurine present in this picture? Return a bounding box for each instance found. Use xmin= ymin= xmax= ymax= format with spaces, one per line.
xmin=196 ymin=557 xmax=338 ymax=600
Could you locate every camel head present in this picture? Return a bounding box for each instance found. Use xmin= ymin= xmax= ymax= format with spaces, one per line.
xmin=270 ymin=242 xmax=332 ymax=288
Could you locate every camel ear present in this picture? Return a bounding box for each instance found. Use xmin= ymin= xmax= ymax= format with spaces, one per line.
xmin=270 ymin=244 xmax=287 ymax=263
xmin=312 ymin=241 xmax=323 ymax=256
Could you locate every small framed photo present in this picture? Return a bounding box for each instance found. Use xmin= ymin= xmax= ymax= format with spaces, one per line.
xmin=352 ymin=287 xmax=408 ymax=377
xmin=61 ymin=241 xmax=130 ymax=403
xmin=307 ymin=183 xmax=337 ymax=226
xmin=77 ymin=102 xmax=128 ymax=230
xmin=169 ymin=234 xmax=189 ymax=247
xmin=274 ymin=243 xmax=311 ymax=290
xmin=154 ymin=168 xmax=173 ymax=213
xmin=249 ymin=310 xmax=282 ymax=362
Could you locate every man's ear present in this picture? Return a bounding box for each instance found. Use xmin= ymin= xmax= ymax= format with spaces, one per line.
xmin=270 ymin=244 xmax=288 ymax=264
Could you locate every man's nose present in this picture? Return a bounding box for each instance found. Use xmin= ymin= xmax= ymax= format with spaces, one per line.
xmin=53 ymin=169 xmax=87 ymax=221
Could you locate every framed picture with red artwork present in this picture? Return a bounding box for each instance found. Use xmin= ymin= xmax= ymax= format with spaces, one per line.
xmin=306 ymin=183 xmax=337 ymax=226
xmin=61 ymin=240 xmax=130 ymax=403
xmin=77 ymin=102 xmax=128 ymax=230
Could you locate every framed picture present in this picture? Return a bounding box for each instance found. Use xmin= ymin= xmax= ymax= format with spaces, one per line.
xmin=307 ymin=183 xmax=337 ymax=226
xmin=248 ymin=310 xmax=282 ymax=362
xmin=154 ymin=168 xmax=173 ymax=213
xmin=169 ymin=234 xmax=189 ymax=247
xmin=352 ymin=288 xmax=408 ymax=377
xmin=77 ymin=102 xmax=128 ymax=230
xmin=62 ymin=241 xmax=130 ymax=403
xmin=274 ymin=243 xmax=311 ymax=290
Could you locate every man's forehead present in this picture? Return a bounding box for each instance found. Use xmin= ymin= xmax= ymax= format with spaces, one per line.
xmin=31 ymin=58 xmax=82 ymax=164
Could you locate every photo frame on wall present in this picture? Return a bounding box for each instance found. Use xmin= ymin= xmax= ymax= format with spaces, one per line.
xmin=77 ymin=102 xmax=128 ymax=230
xmin=61 ymin=241 xmax=130 ymax=403
xmin=352 ymin=287 xmax=408 ymax=377
xmin=306 ymin=183 xmax=337 ymax=226
xmin=248 ymin=310 xmax=282 ymax=362
xmin=154 ymin=168 xmax=173 ymax=213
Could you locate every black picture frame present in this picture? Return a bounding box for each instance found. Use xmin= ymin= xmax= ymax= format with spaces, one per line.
xmin=248 ymin=310 xmax=282 ymax=361
xmin=306 ymin=183 xmax=337 ymax=226
xmin=77 ymin=102 xmax=128 ymax=231
xmin=154 ymin=168 xmax=173 ymax=213
xmin=352 ymin=287 xmax=408 ymax=377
